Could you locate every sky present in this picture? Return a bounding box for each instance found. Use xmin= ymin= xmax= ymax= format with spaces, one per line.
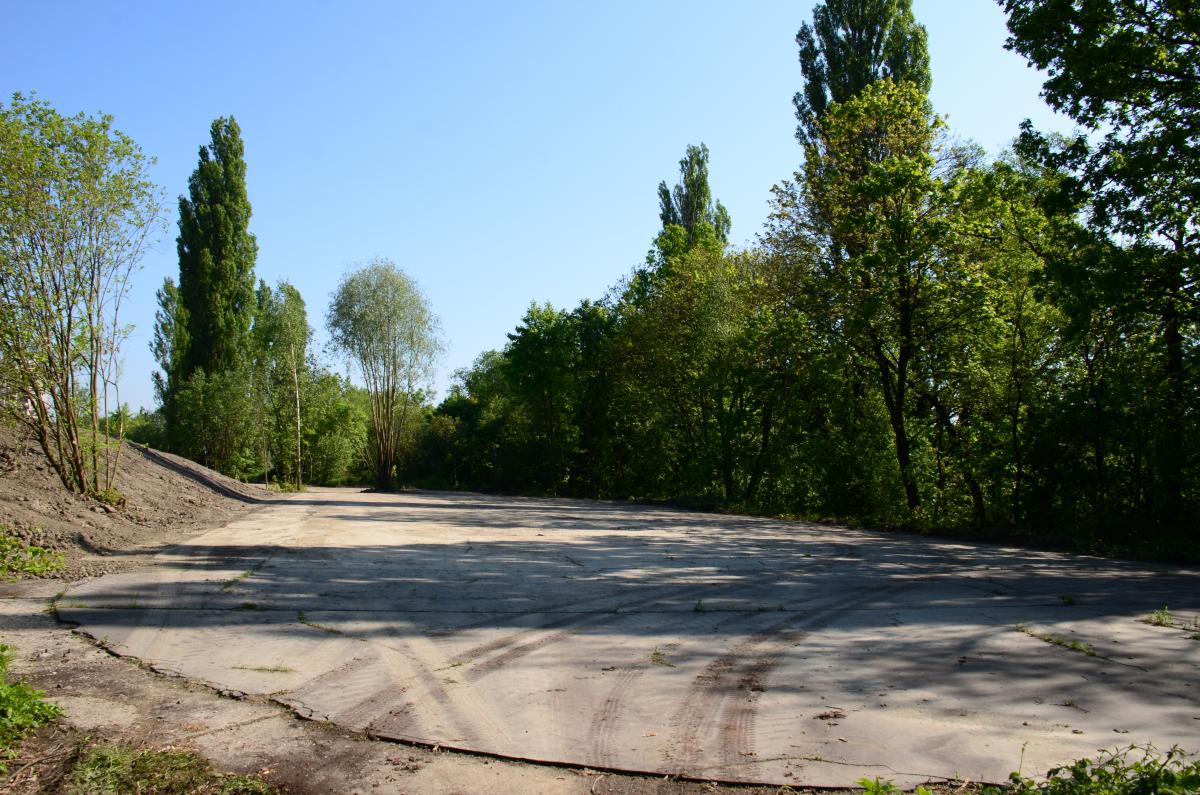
xmin=1 ymin=0 xmax=1072 ymax=411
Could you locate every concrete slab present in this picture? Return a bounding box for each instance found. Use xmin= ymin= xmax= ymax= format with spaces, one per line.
xmin=58 ymin=489 xmax=1200 ymax=787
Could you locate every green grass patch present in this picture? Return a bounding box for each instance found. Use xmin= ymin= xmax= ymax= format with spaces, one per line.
xmin=649 ymin=648 xmax=676 ymax=668
xmin=232 ymin=664 xmax=293 ymax=673
xmin=1 ymin=525 xmax=65 ymax=580
xmin=0 ymin=643 xmax=62 ymax=774
xmin=68 ymin=743 xmax=277 ymax=794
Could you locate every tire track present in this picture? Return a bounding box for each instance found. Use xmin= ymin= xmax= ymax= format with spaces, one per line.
xmin=663 ymin=582 xmax=910 ymax=777
xmin=588 ymin=609 xmax=751 ymax=768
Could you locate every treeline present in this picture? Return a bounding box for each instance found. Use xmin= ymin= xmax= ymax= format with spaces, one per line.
xmin=133 ymin=118 xmax=439 ymax=490
xmin=404 ymin=0 xmax=1198 ymax=558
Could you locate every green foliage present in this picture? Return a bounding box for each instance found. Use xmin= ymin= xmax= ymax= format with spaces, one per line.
xmin=1002 ymin=0 xmax=1200 ymax=541
xmin=175 ymin=117 xmax=258 ymax=380
xmin=327 ymin=259 xmax=441 ymax=490
xmin=0 ymin=93 xmax=163 ymax=497
xmin=68 ymin=743 xmax=278 ymax=794
xmin=794 ymin=0 xmax=930 ymax=146
xmin=0 ymin=527 xmax=65 ymax=579
xmin=1145 ymin=607 xmax=1174 ymax=628
xmin=0 ymin=644 xmax=62 ymax=774
xmin=983 ymin=746 xmax=1200 ymax=795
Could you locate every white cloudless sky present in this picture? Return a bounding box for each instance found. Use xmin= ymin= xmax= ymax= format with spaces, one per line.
xmin=1 ymin=1 xmax=1072 ymax=411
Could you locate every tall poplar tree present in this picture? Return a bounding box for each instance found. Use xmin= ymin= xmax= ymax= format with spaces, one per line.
xmin=175 ymin=117 xmax=258 ymax=379
xmin=794 ymin=0 xmax=931 ymax=146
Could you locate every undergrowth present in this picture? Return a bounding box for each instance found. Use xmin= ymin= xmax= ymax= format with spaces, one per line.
xmin=69 ymin=743 xmax=277 ymax=794
xmin=982 ymin=745 xmax=1200 ymax=794
xmin=0 ymin=525 xmax=65 ymax=580
xmin=0 ymin=643 xmax=62 ymax=774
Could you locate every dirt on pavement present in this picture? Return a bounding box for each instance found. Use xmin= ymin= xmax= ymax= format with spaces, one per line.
xmin=0 ymin=426 xmax=866 ymax=794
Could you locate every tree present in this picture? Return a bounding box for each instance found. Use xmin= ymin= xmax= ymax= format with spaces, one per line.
xmin=253 ymin=280 xmax=308 ymax=489
xmin=656 ymin=143 xmax=731 ymax=253
xmin=767 ymin=80 xmax=979 ymax=513
xmin=175 ymin=116 xmax=258 ymax=381
xmin=327 ymin=259 xmax=440 ymax=490
xmin=0 ymin=93 xmax=163 ymax=496
xmin=1001 ymin=0 xmax=1199 ymax=533
xmin=794 ymin=0 xmax=931 ymax=146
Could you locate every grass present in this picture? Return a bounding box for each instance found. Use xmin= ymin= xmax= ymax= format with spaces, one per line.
xmin=0 ymin=644 xmax=62 ymax=774
xmin=296 ymin=611 xmax=342 ymax=635
xmin=1013 ymin=623 xmax=1097 ymax=657
xmin=220 ymin=568 xmax=257 ymax=592
xmin=68 ymin=743 xmax=277 ymax=794
xmin=649 ymin=648 xmax=676 ymax=668
xmin=1145 ymin=606 xmax=1174 ymax=627
xmin=1059 ymin=594 xmax=1077 ymax=606
xmin=1 ymin=525 xmax=65 ymax=580
xmin=232 ymin=664 xmax=293 ymax=673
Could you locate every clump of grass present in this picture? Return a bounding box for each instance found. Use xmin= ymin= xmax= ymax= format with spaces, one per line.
xmin=1145 ymin=606 xmax=1174 ymax=627
xmin=693 ymin=599 xmax=705 ymax=613
xmin=1013 ymin=623 xmax=1097 ymax=657
xmin=0 ymin=644 xmax=62 ymax=774
xmin=649 ymin=648 xmax=676 ymax=668
xmin=1059 ymin=594 xmax=1076 ymax=606
xmin=0 ymin=525 xmax=64 ymax=580
xmin=69 ymin=743 xmax=278 ymax=794
xmin=232 ymin=664 xmax=293 ymax=673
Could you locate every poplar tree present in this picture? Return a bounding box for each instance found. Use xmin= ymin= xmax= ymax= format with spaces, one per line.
xmin=794 ymin=0 xmax=931 ymax=146
xmin=175 ymin=117 xmax=258 ymax=379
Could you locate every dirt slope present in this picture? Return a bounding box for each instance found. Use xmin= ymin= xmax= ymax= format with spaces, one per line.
xmin=0 ymin=424 xmax=272 ymax=580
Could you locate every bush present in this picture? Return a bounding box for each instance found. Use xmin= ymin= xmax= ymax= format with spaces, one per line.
xmin=0 ymin=643 xmax=62 ymax=773
xmin=983 ymin=745 xmax=1200 ymax=795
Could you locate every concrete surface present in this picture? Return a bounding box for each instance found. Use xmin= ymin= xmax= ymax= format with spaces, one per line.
xmin=57 ymin=489 xmax=1200 ymax=787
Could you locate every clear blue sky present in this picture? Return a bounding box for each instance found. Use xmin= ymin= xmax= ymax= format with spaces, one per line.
xmin=2 ymin=1 xmax=1070 ymax=411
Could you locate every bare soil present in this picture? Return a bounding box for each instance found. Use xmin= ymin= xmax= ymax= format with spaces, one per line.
xmin=0 ymin=427 xmax=873 ymax=794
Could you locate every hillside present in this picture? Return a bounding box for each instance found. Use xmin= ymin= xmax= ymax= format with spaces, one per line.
xmin=0 ymin=424 xmax=271 ymax=580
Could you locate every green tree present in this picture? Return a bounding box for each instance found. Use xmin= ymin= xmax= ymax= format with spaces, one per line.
xmin=326 ymin=259 xmax=440 ymax=490
xmin=794 ymin=0 xmax=931 ymax=146
xmin=253 ymin=280 xmax=309 ymax=489
xmin=656 ymin=143 xmax=731 ymax=254
xmin=0 ymin=93 xmax=163 ymax=496
xmin=768 ymin=80 xmax=979 ymax=513
xmin=175 ymin=116 xmax=258 ymax=381
xmin=1001 ymin=0 xmax=1199 ymax=534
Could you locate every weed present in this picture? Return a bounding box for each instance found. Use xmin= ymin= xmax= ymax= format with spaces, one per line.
xmin=0 ymin=644 xmax=62 ymax=774
xmin=0 ymin=526 xmax=65 ymax=580
xmin=90 ymin=487 xmax=125 ymax=508
xmin=1059 ymin=595 xmax=1076 ymax=606
xmin=693 ymin=599 xmax=705 ymax=613
xmin=1013 ymin=623 xmax=1097 ymax=657
xmin=297 ymin=611 xmax=341 ymax=635
xmin=649 ymin=648 xmax=676 ymax=668
xmin=237 ymin=603 xmax=261 ymax=611
xmin=1145 ymin=606 xmax=1174 ymax=627
xmin=857 ymin=778 xmax=931 ymax=795
xmin=68 ymin=743 xmax=279 ymax=794
xmin=232 ymin=664 xmax=294 ymax=673
xmin=981 ymin=744 xmax=1200 ymax=794
xmin=220 ymin=567 xmax=257 ymax=592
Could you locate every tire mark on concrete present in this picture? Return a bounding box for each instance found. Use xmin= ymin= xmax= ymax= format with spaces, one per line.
xmin=663 ymin=582 xmax=911 ymax=777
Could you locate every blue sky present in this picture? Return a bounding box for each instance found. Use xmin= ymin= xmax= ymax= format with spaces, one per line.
xmin=2 ymin=1 xmax=1070 ymax=410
